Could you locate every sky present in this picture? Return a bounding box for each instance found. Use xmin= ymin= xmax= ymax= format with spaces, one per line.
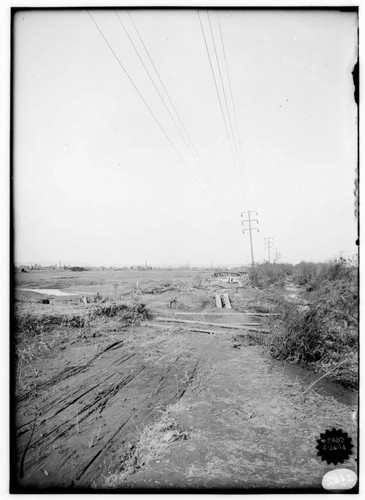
xmin=13 ymin=8 xmax=358 ymax=267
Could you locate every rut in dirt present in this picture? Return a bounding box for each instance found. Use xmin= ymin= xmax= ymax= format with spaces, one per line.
xmin=16 ymin=334 xmax=200 ymax=489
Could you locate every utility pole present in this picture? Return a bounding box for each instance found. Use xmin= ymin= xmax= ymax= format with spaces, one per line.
xmin=241 ymin=211 xmax=259 ymax=268
xmin=274 ymin=248 xmax=282 ymax=263
xmin=264 ymin=237 xmax=274 ymax=263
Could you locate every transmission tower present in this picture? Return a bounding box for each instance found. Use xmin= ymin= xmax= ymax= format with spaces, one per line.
xmin=264 ymin=237 xmax=274 ymax=263
xmin=274 ymin=248 xmax=282 ymax=263
xmin=241 ymin=211 xmax=259 ymax=267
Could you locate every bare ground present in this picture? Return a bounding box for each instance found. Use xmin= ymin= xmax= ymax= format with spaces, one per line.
xmin=13 ymin=269 xmax=358 ymax=492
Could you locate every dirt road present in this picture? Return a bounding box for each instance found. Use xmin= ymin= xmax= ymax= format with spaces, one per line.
xmin=13 ymin=270 xmax=357 ymax=491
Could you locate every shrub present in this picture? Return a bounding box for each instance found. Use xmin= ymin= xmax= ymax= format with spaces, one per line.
xmin=90 ymin=302 xmax=152 ymax=323
xmin=249 ymin=263 xmax=293 ymax=289
xmin=267 ymin=258 xmax=358 ymax=389
xmin=293 ymin=262 xmax=321 ymax=288
xmin=294 ymin=257 xmax=358 ymax=292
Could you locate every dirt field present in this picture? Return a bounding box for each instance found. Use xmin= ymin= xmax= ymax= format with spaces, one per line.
xmin=12 ymin=269 xmax=358 ymax=492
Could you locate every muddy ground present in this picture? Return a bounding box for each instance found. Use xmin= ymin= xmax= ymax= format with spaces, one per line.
xmin=12 ymin=269 xmax=358 ymax=492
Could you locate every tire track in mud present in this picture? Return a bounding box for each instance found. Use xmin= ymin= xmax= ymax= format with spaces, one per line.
xmin=16 ymin=336 xmax=200 ymax=489
xmin=17 ymin=350 xmax=138 ymax=434
xmin=23 ymin=367 xmax=146 ymax=456
xmin=17 ymin=340 xmax=126 ymax=404
xmin=76 ymin=360 xmax=200 ymax=486
xmin=75 ymin=356 xmax=200 ymax=487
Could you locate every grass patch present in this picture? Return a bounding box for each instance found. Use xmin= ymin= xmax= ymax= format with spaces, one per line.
xmin=14 ymin=297 xmax=152 ymax=365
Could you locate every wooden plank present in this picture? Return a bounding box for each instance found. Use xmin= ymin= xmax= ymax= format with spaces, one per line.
xmin=141 ymin=323 xmax=245 ymax=336
xmin=141 ymin=323 xmax=215 ymax=335
xmin=222 ymin=293 xmax=232 ymax=309
xmin=147 ymin=321 xmax=269 ymax=333
xmin=153 ymin=317 xmax=264 ymax=330
xmin=141 ymin=322 xmax=175 ymax=329
xmin=215 ymin=294 xmax=223 ymax=308
xmin=243 ymin=312 xmax=279 ymax=317
xmin=189 ymin=328 xmax=214 ymax=334
xmin=188 ymin=328 xmax=249 ymax=335
xmin=153 ymin=310 xmax=278 ymax=317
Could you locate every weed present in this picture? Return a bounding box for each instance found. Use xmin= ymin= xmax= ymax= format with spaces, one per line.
xmin=142 ymin=281 xmax=183 ymax=295
xmin=245 ymin=258 xmax=358 ymax=389
xmin=167 ymin=297 xmax=178 ymax=309
xmin=14 ymin=300 xmax=152 ymax=369
xmin=192 ymin=277 xmax=208 ymax=290
xmin=88 ymin=423 xmax=102 ymax=448
xmin=184 ymin=362 xmax=211 ymax=395
xmin=104 ymin=405 xmax=190 ymax=487
xmin=293 ymin=257 xmax=358 ymax=296
xmin=293 ymin=262 xmax=320 ymax=288
xmin=263 ymin=283 xmax=358 ymax=388
xmin=198 ymin=296 xmax=211 ymax=309
xmin=113 ymin=282 xmax=119 ymax=297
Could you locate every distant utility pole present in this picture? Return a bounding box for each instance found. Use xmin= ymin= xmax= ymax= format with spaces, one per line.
xmin=264 ymin=237 xmax=274 ymax=263
xmin=274 ymin=248 xmax=282 ymax=263
xmin=241 ymin=211 xmax=259 ymax=268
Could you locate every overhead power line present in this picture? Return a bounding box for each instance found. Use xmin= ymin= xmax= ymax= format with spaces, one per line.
xmin=216 ymin=10 xmax=251 ymax=206
xmin=126 ymin=10 xmax=212 ymax=187
xmin=198 ymin=10 xmax=247 ymax=207
xmin=87 ymin=10 xmax=211 ymax=202
xmin=115 ymin=10 xmax=210 ymax=187
xmin=197 ymin=11 xmax=240 ymax=186
xmin=207 ymin=12 xmax=241 ymax=177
